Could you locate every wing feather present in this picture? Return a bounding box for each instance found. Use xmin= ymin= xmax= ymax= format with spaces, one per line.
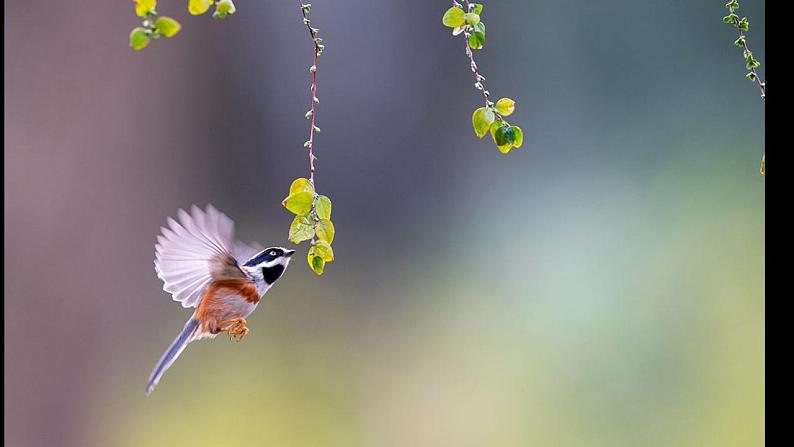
xmin=154 ymin=205 xmax=249 ymax=308
xmin=179 ymin=207 xmax=227 ymax=255
xmin=233 ymin=240 xmax=264 ymax=265
xmin=195 ymin=205 xmax=230 ymax=255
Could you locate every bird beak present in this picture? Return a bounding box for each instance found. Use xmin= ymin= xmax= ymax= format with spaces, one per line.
xmin=285 ymin=249 xmax=296 ymax=257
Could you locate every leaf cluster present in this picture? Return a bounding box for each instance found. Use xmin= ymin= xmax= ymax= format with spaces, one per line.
xmin=282 ymin=178 xmax=336 ymax=275
xmin=129 ymin=0 xmax=236 ymax=51
xmin=129 ymin=1 xmax=182 ymax=50
xmin=472 ymin=98 xmax=523 ymax=154
xmin=443 ymin=3 xmax=486 ymax=50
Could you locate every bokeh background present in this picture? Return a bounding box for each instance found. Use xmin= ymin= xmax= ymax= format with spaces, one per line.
xmin=5 ymin=1 xmax=764 ymax=446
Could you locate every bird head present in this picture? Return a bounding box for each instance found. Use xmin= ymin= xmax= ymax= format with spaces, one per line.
xmin=241 ymin=247 xmax=295 ymax=286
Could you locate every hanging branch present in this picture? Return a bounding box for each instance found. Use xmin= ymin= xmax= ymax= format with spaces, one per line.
xmin=723 ymin=0 xmax=765 ymax=175
xmin=281 ymin=2 xmax=336 ymax=275
xmin=299 ymin=0 xmax=322 ymax=183
xmin=442 ymin=1 xmax=524 ymax=154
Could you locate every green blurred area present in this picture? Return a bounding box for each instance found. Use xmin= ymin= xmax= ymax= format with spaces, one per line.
xmin=88 ymin=155 xmax=764 ymax=446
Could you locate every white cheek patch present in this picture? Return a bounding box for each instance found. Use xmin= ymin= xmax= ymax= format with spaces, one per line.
xmin=262 ymin=258 xmax=281 ymax=268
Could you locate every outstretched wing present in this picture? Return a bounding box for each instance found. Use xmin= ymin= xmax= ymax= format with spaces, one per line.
xmin=154 ymin=204 xmax=248 ymax=308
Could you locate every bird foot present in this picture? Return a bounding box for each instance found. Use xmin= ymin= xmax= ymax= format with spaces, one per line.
xmin=230 ymin=325 xmax=249 ymax=342
xmin=219 ymin=318 xmax=249 ymax=342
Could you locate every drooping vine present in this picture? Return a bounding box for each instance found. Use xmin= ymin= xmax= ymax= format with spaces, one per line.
xmin=281 ymin=2 xmax=336 ymax=276
xmin=442 ymin=1 xmax=523 ymax=154
xmin=723 ymin=0 xmax=765 ymax=175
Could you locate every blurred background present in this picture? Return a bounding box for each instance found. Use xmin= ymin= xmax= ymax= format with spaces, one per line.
xmin=5 ymin=1 xmax=764 ymax=446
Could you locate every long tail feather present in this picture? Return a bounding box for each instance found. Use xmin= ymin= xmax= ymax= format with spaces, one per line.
xmin=146 ymin=317 xmax=199 ymax=395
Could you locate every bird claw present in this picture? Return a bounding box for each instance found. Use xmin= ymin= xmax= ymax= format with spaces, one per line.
xmin=219 ymin=318 xmax=249 ymax=342
xmin=229 ymin=325 xmax=249 ymax=342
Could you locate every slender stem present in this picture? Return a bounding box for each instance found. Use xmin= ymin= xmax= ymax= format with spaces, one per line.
xmin=464 ymin=33 xmax=491 ymax=109
xmin=308 ymin=49 xmax=318 ymax=183
xmin=457 ymin=0 xmax=503 ymax=121
xmin=461 ymin=1 xmax=489 ymax=106
xmin=737 ymin=29 xmax=765 ymax=101
xmin=726 ymin=9 xmax=765 ymax=174
xmin=299 ymin=1 xmax=321 ymax=184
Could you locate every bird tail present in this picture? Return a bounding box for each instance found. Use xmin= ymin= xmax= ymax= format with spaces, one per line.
xmin=146 ymin=317 xmax=200 ymax=396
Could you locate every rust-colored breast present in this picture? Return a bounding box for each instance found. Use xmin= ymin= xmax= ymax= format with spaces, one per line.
xmin=210 ymin=279 xmax=260 ymax=304
xmin=195 ymin=279 xmax=260 ymax=333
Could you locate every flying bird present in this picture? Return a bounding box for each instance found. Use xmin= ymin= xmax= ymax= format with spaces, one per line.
xmin=146 ymin=205 xmax=294 ymax=395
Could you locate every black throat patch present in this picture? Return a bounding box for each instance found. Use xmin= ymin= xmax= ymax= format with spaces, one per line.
xmin=262 ymin=264 xmax=285 ymax=285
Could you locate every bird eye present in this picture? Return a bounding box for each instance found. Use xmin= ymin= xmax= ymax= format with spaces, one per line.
xmin=270 ymin=251 xmax=277 ymax=256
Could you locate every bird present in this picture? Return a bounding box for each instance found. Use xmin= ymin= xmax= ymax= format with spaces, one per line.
xmin=145 ymin=204 xmax=295 ymax=395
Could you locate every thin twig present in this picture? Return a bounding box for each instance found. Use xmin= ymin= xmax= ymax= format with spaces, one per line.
xmin=456 ymin=0 xmax=503 ymax=122
xmin=298 ymin=1 xmax=322 ymax=184
xmin=737 ymin=29 xmax=766 ymax=101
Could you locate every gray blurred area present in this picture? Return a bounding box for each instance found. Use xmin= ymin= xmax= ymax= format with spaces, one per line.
xmin=5 ymin=1 xmax=764 ymax=446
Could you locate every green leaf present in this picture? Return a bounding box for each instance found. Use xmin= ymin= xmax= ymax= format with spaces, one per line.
xmin=464 ymin=13 xmax=480 ymax=26
xmin=308 ymin=252 xmax=325 ymax=275
xmin=723 ymin=13 xmax=738 ymax=24
xmin=495 ymin=98 xmax=516 ymax=116
xmin=492 ymin=124 xmax=516 ymax=147
xmin=738 ymin=18 xmax=749 ymax=31
xmin=129 ymin=27 xmax=151 ymax=51
xmin=312 ymin=240 xmax=334 ymax=262
xmin=489 ymin=120 xmax=500 ymax=142
xmin=442 ymin=6 xmax=465 ymax=28
xmin=282 ymin=191 xmax=315 ymax=215
xmin=155 ymin=17 xmax=181 ymax=38
xmin=510 ymin=126 xmax=524 ymax=148
xmin=289 ymin=177 xmax=315 ymax=195
xmin=135 ymin=0 xmax=157 ymax=17
xmin=490 ymin=121 xmax=515 ymax=153
xmin=216 ymin=0 xmax=236 ymax=15
xmin=471 ymin=3 xmax=483 ymax=15
xmin=307 ymin=240 xmax=333 ymax=275
xmin=289 ymin=215 xmax=315 ymax=243
xmin=315 ymin=195 xmax=332 ymax=219
xmin=315 ymin=218 xmax=335 ymax=244
xmin=468 ymin=22 xmax=486 ymax=50
xmin=472 ymin=107 xmax=495 ymax=138
xmin=213 ymin=0 xmax=236 ymax=18
xmin=189 ymin=0 xmax=213 ymax=15
xmin=734 ymin=36 xmax=746 ymax=47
